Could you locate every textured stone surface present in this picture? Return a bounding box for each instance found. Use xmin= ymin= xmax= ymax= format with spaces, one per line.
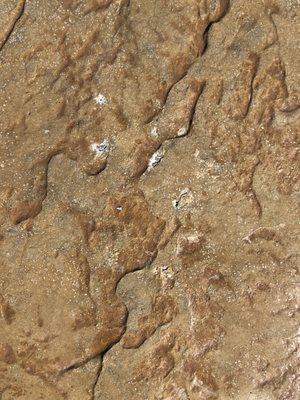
xmin=0 ymin=0 xmax=299 ymax=399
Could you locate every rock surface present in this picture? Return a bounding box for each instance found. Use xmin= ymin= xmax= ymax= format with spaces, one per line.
xmin=0 ymin=0 xmax=299 ymax=399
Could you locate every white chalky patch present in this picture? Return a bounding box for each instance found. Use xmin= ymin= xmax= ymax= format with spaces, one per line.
xmin=147 ymin=147 xmax=165 ymax=170
xmin=153 ymin=265 xmax=174 ymax=282
xmin=177 ymin=125 xmax=188 ymax=137
xmin=175 ymin=388 xmax=189 ymax=400
xmin=242 ymin=223 xmax=285 ymax=244
xmin=186 ymin=234 xmax=201 ymax=244
xmin=176 ymin=231 xmax=203 ymax=256
xmin=149 ymin=126 xmax=159 ymax=138
xmin=191 ymin=376 xmax=217 ymax=398
xmin=95 ymin=93 xmax=108 ymax=106
xmin=90 ymin=139 xmax=110 ymax=157
xmin=187 ymin=298 xmax=197 ymax=330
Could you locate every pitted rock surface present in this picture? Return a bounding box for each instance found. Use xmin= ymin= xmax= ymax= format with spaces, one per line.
xmin=0 ymin=1 xmax=299 ymax=399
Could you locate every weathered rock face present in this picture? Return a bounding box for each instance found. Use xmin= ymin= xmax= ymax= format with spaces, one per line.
xmin=0 ymin=1 xmax=299 ymax=399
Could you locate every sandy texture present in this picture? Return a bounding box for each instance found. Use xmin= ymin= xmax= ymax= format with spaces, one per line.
xmin=0 ymin=0 xmax=299 ymax=399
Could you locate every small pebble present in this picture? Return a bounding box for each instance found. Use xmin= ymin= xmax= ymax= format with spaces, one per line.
xmin=149 ymin=126 xmax=159 ymax=139
xmin=177 ymin=125 xmax=188 ymax=137
xmin=90 ymin=139 xmax=110 ymax=157
xmin=172 ymin=188 xmax=193 ymax=210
